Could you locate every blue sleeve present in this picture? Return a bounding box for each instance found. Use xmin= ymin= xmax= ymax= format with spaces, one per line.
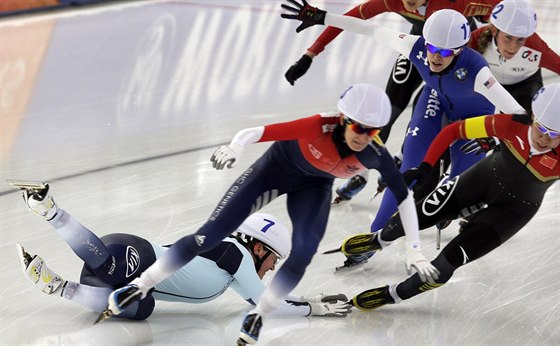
xmin=229 ymin=248 xmax=265 ymax=304
xmin=377 ymin=151 xmax=409 ymax=203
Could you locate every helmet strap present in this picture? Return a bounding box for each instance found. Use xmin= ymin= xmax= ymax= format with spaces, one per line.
xmin=233 ymin=233 xmax=276 ymax=272
xmin=253 ymin=243 xmax=274 ymax=272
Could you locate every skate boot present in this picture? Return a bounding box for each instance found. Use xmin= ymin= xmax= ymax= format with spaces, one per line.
xmin=333 ymin=175 xmax=367 ymax=204
xmin=350 ymin=285 xmax=396 ymax=311
xmin=335 ymin=251 xmax=375 ymax=272
xmin=8 ymin=180 xmax=58 ymax=221
xmin=109 ymin=284 xmax=143 ymax=314
xmin=16 ymin=243 xmax=66 ymax=295
xmin=237 ymin=313 xmax=263 ymax=345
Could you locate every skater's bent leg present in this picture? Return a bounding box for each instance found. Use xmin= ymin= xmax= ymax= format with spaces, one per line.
xmin=256 ymin=186 xmax=331 ymax=315
xmin=49 ymin=210 xmax=113 ymax=271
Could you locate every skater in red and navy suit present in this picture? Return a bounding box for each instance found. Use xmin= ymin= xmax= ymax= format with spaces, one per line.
xmin=104 ymin=84 xmax=439 ymax=345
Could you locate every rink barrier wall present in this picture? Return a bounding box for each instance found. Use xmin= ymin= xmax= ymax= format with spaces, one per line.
xmin=0 ymin=0 xmax=117 ymax=17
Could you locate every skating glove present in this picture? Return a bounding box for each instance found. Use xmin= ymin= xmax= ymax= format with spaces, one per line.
xmin=285 ymin=54 xmax=313 ymax=85
xmin=308 ymin=301 xmax=352 ymax=317
xmin=460 ymin=137 xmax=500 ymax=155
xmin=281 ymin=0 xmax=326 ymax=33
xmin=301 ymin=293 xmax=348 ymax=304
xmin=210 ymin=143 xmax=244 ymax=170
xmin=404 ymin=242 xmax=440 ymax=284
xmin=402 ymin=162 xmax=432 ymax=187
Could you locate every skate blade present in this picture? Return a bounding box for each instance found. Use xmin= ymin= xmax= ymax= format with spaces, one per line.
xmin=334 ymin=260 xmax=368 ymax=273
xmin=236 ymin=339 xmax=248 ymax=346
xmin=332 ymin=198 xmax=342 ymax=205
xmin=369 ymin=190 xmax=382 ymax=201
xmin=323 ymin=247 xmax=341 ymax=255
xmin=6 ymin=179 xmax=47 ymax=191
xmin=15 ymin=243 xmax=33 ymax=271
xmin=93 ymin=308 xmax=113 ymax=325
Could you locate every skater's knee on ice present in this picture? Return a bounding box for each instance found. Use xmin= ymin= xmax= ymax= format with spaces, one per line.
xmin=117 ymin=295 xmax=155 ymax=321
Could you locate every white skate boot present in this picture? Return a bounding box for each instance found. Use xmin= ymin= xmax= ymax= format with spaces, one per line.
xmin=8 ymin=180 xmax=59 ymax=221
xmin=16 ymin=243 xmax=66 ymax=295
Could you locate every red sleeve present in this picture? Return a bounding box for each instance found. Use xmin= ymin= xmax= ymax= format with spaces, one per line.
xmin=307 ymin=0 xmax=391 ymax=55
xmin=423 ymin=114 xmax=516 ymax=166
xmin=258 ymin=114 xmax=333 ymax=142
xmin=423 ymin=122 xmax=464 ymax=166
xmin=527 ymin=34 xmax=560 ymax=75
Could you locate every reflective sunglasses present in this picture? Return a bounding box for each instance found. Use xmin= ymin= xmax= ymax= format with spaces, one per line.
xmin=344 ymin=118 xmax=381 ymax=137
xmin=535 ymin=120 xmax=560 ymax=139
xmin=425 ymin=43 xmax=461 ymax=57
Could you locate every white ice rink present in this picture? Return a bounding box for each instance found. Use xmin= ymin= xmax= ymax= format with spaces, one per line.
xmin=1 ymin=1 xmax=559 ymax=345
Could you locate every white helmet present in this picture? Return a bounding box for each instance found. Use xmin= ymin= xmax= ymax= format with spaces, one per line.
xmin=491 ymin=0 xmax=537 ymax=38
xmin=532 ymin=83 xmax=560 ymax=132
xmin=337 ymin=83 xmax=391 ymax=127
xmin=423 ymin=9 xmax=470 ymax=49
xmin=236 ymin=213 xmax=291 ymax=259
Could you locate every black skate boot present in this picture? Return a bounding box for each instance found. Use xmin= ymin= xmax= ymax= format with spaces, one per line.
xmin=237 ymin=313 xmax=263 ymax=345
xmin=350 ymin=285 xmax=395 ymax=310
xmin=333 ymin=175 xmax=367 ymax=204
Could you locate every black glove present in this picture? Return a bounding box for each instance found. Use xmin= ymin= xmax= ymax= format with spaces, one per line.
xmin=460 ymin=137 xmax=500 ymax=155
xmin=281 ymin=0 xmax=326 ymax=33
xmin=285 ymin=54 xmax=313 ymax=85
xmin=402 ymin=162 xmax=432 ymax=188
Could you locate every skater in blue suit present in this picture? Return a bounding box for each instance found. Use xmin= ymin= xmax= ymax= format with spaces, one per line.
xmin=281 ymin=1 xmax=527 ymax=268
xmin=15 ymin=186 xmax=351 ymax=320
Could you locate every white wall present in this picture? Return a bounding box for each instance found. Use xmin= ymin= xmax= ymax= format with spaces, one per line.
xmin=1 ymin=0 xmax=558 ymax=193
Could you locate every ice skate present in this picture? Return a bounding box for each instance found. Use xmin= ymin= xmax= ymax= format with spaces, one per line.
xmin=332 ymin=175 xmax=367 ymax=204
xmin=16 ymin=243 xmax=66 ymax=295
xmin=8 ymin=180 xmax=58 ymax=221
xmin=349 ymin=285 xmax=395 ymax=310
xmin=324 ymin=233 xmax=381 ymax=256
xmin=237 ymin=313 xmax=263 ymax=345
xmin=95 ymin=282 xmax=144 ymax=324
xmin=335 ymin=251 xmax=375 ymax=272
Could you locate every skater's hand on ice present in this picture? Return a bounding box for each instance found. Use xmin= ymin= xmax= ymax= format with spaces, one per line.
xmin=210 ymin=143 xmax=244 ymax=170
xmin=309 ymin=301 xmax=352 ymax=317
xmin=404 ymin=242 xmax=440 ymax=284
